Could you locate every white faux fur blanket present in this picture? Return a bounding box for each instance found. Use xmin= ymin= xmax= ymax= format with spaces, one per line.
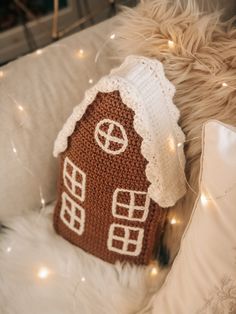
xmin=0 ymin=204 xmax=167 ymax=314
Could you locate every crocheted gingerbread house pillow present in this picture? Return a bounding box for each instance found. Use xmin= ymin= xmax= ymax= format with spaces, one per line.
xmin=53 ymin=55 xmax=186 ymax=265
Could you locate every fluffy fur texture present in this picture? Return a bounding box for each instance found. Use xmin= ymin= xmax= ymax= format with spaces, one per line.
xmin=114 ymin=0 xmax=236 ymax=262
xmin=0 ymin=204 xmax=169 ymax=314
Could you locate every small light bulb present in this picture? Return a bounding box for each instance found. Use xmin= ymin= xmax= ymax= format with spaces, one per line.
xmin=170 ymin=218 xmax=177 ymax=225
xmin=18 ymin=105 xmax=24 ymax=111
xmin=200 ymin=193 xmax=208 ymax=206
xmin=77 ymin=49 xmax=84 ymax=58
xmin=81 ymin=277 xmax=86 ymax=282
xmin=37 ymin=267 xmax=50 ymax=279
xmin=168 ymin=40 xmax=175 ymax=48
xmin=168 ymin=136 xmax=176 ymax=152
xmin=36 ymin=49 xmax=43 ymax=55
xmin=0 ymin=71 xmax=4 ymax=78
xmin=222 ymin=82 xmax=228 ymax=87
xmin=88 ymin=79 xmax=93 ymax=84
xmin=110 ymin=33 xmax=116 ymax=40
xmin=150 ymin=266 xmax=159 ymax=277
xmin=6 ymin=247 xmax=12 ymax=253
xmin=12 ymin=147 xmax=17 ymax=154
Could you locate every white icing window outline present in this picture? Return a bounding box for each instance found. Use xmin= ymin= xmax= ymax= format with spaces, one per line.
xmin=60 ymin=192 xmax=85 ymax=236
xmin=94 ymin=119 xmax=128 ymax=155
xmin=107 ymin=223 xmax=144 ymax=256
xmin=63 ymin=157 xmax=86 ymax=202
xmin=112 ymin=188 xmax=150 ymax=222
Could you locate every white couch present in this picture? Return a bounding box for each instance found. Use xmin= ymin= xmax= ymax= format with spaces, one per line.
xmin=0 ymin=17 xmax=119 ymax=219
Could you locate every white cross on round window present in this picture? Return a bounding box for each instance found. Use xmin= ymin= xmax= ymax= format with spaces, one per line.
xmin=94 ymin=119 xmax=128 ymax=155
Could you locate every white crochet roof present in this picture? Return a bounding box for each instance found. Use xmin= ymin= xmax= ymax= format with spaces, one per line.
xmin=53 ymin=55 xmax=186 ymax=207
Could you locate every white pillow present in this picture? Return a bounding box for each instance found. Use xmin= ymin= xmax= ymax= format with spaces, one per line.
xmin=152 ymin=120 xmax=236 ymax=314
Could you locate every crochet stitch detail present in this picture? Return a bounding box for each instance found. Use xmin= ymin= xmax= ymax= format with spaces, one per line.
xmin=53 ymin=55 xmax=186 ymax=207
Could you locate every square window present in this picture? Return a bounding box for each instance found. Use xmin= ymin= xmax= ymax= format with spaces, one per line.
xmin=116 ymin=190 xmax=130 ymax=204
xmin=129 ymin=229 xmax=139 ymax=241
xmin=127 ymin=243 xmax=137 ymax=253
xmin=112 ymin=239 xmax=123 ymax=250
xmin=63 ymin=157 xmax=86 ymax=202
xmin=75 ymin=208 xmax=81 ymax=218
xmin=63 ymin=211 xmax=71 ymax=223
xmin=75 ymin=186 xmax=82 ymax=198
xmin=112 ymin=188 xmax=150 ymax=222
xmin=132 ymin=209 xmax=145 ymax=220
xmin=115 ymin=205 xmax=129 ymax=217
xmin=60 ymin=192 xmax=85 ymax=236
xmin=107 ymin=224 xmax=144 ymax=256
xmin=65 ymin=177 xmax=72 ymax=190
xmin=73 ymin=220 xmax=81 ymax=230
xmin=134 ymin=193 xmax=147 ymax=207
xmin=113 ymin=226 xmax=125 ymax=237
xmin=66 ymin=162 xmax=73 ymax=176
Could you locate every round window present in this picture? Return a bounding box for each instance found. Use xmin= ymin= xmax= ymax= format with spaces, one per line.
xmin=94 ymin=119 xmax=128 ymax=155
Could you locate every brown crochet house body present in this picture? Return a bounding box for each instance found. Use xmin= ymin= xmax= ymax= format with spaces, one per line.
xmin=54 ymin=91 xmax=167 ymax=265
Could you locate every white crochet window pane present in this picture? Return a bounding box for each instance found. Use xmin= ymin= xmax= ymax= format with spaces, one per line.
xmin=63 ymin=157 xmax=86 ymax=202
xmin=112 ymin=188 xmax=150 ymax=222
xmin=60 ymin=192 xmax=85 ymax=236
xmin=107 ymin=223 xmax=144 ymax=256
xmin=94 ymin=119 xmax=128 ymax=155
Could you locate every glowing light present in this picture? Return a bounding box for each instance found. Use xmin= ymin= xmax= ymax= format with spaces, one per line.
xmin=81 ymin=277 xmax=86 ymax=282
xmin=170 ymin=218 xmax=177 ymax=225
xmin=18 ymin=105 xmax=24 ymax=111
xmin=88 ymin=79 xmax=93 ymax=84
xmin=12 ymin=147 xmax=17 ymax=154
xmin=168 ymin=40 xmax=175 ymax=48
xmin=6 ymin=247 xmax=12 ymax=253
xmin=37 ymin=267 xmax=50 ymax=279
xmin=222 ymin=82 xmax=228 ymax=87
xmin=110 ymin=33 xmax=116 ymax=40
xmin=0 ymin=71 xmax=4 ymax=78
xmin=150 ymin=266 xmax=159 ymax=277
xmin=177 ymin=142 xmax=183 ymax=147
xmin=41 ymin=198 xmax=45 ymax=206
xmin=36 ymin=49 xmax=43 ymax=55
xmin=200 ymin=193 xmax=208 ymax=206
xmin=168 ymin=136 xmax=176 ymax=152
xmin=77 ymin=49 xmax=84 ymax=58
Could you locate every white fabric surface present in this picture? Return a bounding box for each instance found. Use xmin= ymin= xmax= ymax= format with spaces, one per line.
xmin=0 ymin=204 xmax=162 ymax=314
xmin=151 ymin=120 xmax=236 ymax=313
xmin=0 ymin=17 xmax=119 ymax=219
xmin=54 ymin=55 xmax=186 ymax=207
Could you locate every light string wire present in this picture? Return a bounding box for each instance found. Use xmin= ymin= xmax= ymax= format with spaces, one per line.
xmin=5 ymin=91 xmax=46 ymax=211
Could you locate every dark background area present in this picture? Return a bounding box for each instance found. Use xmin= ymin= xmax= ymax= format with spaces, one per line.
xmin=0 ymin=0 xmax=235 ymax=65
xmin=0 ymin=0 xmax=68 ymax=32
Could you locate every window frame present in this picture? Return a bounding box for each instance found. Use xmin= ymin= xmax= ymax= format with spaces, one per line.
xmin=63 ymin=156 xmax=86 ymax=202
xmin=112 ymin=188 xmax=150 ymax=222
xmin=107 ymin=223 xmax=144 ymax=256
xmin=60 ymin=191 xmax=85 ymax=236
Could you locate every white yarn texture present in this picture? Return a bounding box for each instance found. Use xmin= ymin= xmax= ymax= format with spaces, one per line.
xmin=53 ymin=55 xmax=186 ymax=207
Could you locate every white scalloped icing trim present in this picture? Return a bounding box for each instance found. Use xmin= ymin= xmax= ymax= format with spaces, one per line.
xmin=53 ymin=55 xmax=186 ymax=207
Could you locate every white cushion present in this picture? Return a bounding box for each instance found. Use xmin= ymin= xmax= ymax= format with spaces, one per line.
xmin=152 ymin=120 xmax=236 ymax=314
xmin=0 ymin=17 xmax=119 ymax=219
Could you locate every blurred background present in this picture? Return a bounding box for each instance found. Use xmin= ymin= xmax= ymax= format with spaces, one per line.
xmin=0 ymin=0 xmax=137 ymax=65
xmin=0 ymin=0 xmax=235 ymax=65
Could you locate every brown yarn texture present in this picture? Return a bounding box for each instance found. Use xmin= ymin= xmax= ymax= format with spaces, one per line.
xmin=54 ymin=91 xmax=168 ymax=265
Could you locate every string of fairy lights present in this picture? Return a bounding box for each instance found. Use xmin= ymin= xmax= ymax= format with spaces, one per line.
xmin=0 ymin=30 xmax=235 ymax=287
